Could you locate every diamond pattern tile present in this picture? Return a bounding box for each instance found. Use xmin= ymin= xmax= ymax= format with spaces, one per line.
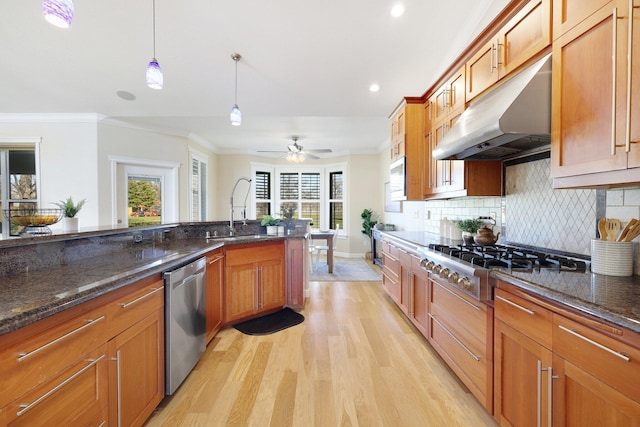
xmin=505 ymin=158 xmax=596 ymax=255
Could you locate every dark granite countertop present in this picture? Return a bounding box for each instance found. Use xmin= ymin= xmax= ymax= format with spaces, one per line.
xmin=0 ymin=233 xmax=299 ymax=337
xmin=379 ymin=230 xmax=640 ymax=334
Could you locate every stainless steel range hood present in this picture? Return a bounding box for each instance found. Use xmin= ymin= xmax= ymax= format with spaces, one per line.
xmin=432 ymin=53 xmax=551 ymax=161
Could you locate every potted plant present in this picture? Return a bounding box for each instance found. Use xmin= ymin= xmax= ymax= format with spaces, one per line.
xmin=361 ymin=208 xmax=378 ymax=259
xmin=456 ymin=218 xmax=484 ymax=245
xmin=280 ymin=205 xmax=296 ymax=233
xmin=52 ymin=196 xmax=86 ymax=232
xmin=261 ymin=215 xmax=281 ymax=235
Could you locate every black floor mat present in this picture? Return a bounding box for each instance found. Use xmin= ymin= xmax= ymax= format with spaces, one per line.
xmin=233 ymin=308 xmax=304 ymax=336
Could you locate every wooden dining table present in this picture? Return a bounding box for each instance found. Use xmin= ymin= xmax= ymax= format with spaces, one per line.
xmin=310 ymin=230 xmax=336 ymax=273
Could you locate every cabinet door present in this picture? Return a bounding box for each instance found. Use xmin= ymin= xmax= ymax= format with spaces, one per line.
xmin=553 ymin=355 xmax=640 ymax=426
xmin=285 ymin=238 xmax=307 ymax=310
xmin=494 ymin=320 xmax=553 ymax=427
xmin=206 ymin=250 xmax=224 ymax=343
xmin=499 ymin=0 xmax=551 ymax=76
xmin=2 ymin=346 xmax=108 ymax=427
xmin=225 ymin=263 xmax=258 ymax=322
xmin=108 ymin=309 xmax=164 ymax=427
xmin=551 ymin=3 xmax=629 ymax=179
xmin=624 ymin=0 xmax=640 ymax=168
xmin=466 ymin=39 xmax=500 ymax=101
xmin=553 ymin=0 xmax=612 ymax=37
xmin=448 ymin=66 xmax=466 ymax=117
xmin=410 ymin=257 xmax=429 ymax=337
xmin=398 ymin=250 xmax=412 ymax=315
xmin=259 ymin=257 xmax=285 ymax=312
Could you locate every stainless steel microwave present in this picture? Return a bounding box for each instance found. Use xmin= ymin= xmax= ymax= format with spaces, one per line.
xmin=389 ymin=157 xmax=406 ymax=201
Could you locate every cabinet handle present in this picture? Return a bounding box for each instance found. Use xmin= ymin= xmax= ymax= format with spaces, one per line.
xmin=435 ymin=281 xmax=481 ymax=310
xmin=490 ymin=43 xmax=495 ymax=73
xmin=626 ymin=0 xmax=639 ymax=149
xmin=429 ymin=314 xmax=480 ymax=361
xmin=612 ymin=7 xmax=619 ymax=156
xmin=495 ymin=38 xmax=503 ymax=67
xmin=495 ymin=294 xmax=535 ymax=315
xmin=120 ymin=286 xmax=164 ymax=309
xmin=17 ymin=316 xmax=105 ymax=362
xmin=536 ymin=361 xmax=555 ymax=427
xmin=558 ymin=324 xmax=630 ymax=362
xmin=113 ymin=350 xmax=122 ymax=427
xmin=16 ymin=354 xmax=105 ymax=417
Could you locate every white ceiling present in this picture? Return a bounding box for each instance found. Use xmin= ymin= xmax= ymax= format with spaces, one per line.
xmin=0 ymin=0 xmax=510 ymax=158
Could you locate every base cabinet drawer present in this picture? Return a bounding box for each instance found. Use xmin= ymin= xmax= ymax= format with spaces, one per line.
xmin=1 ymin=345 xmax=107 ymax=427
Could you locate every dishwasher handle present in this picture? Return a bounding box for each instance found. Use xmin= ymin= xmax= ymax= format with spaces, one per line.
xmin=164 ymin=257 xmax=206 ymax=287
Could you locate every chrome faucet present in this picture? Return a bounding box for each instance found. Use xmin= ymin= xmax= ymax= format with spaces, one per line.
xmin=230 ymin=177 xmax=252 ymax=236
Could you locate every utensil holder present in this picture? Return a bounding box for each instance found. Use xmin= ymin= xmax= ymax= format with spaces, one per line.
xmin=590 ymin=239 xmax=633 ymax=276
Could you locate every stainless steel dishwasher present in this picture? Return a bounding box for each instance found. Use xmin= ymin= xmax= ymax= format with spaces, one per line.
xmin=164 ymin=256 xmax=206 ymax=395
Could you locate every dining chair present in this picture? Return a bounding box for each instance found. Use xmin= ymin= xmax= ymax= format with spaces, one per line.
xmin=313 ymin=224 xmax=339 ymax=267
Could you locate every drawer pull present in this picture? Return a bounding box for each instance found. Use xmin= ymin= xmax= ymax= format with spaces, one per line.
xmin=558 ymin=325 xmax=630 ymax=362
xmin=17 ymin=316 xmax=105 ymax=362
xmin=16 ymin=354 xmax=105 ymax=416
xmin=429 ymin=314 xmax=480 ymax=361
xmin=120 ymin=286 xmax=164 ymax=309
xmin=496 ymin=294 xmax=535 ymax=315
xmin=435 ymin=282 xmax=481 ymax=311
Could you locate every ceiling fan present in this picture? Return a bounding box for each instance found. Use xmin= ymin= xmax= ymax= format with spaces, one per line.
xmin=258 ymin=136 xmax=332 ymax=161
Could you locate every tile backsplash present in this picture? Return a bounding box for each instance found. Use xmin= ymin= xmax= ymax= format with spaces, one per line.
xmin=418 ymin=156 xmax=640 ymax=265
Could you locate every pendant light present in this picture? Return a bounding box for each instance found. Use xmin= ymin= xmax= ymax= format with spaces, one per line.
xmin=230 ymin=53 xmax=242 ymax=126
xmin=146 ymin=0 xmax=163 ymax=90
xmin=42 ymin=0 xmax=74 ymax=28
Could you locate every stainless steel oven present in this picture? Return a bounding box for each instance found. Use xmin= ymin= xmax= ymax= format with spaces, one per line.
xmin=389 ymin=157 xmax=406 ymax=201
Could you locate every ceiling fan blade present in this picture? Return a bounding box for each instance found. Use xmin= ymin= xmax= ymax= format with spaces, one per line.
xmin=305 ymin=149 xmax=332 ymax=153
xmin=257 ymin=150 xmax=288 ymax=153
xmin=302 ymin=152 xmax=320 ymax=160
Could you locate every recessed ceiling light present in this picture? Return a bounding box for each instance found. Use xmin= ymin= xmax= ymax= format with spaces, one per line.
xmin=390 ymin=4 xmax=405 ymax=17
xmin=369 ymin=83 xmax=380 ymax=92
xmin=116 ymin=90 xmax=136 ymax=101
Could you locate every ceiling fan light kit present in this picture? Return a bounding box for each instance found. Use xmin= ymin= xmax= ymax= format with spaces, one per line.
xmin=230 ymin=53 xmax=242 ymax=126
xmin=146 ymin=0 xmax=163 ymax=90
xmin=43 ymin=0 xmax=74 ymax=28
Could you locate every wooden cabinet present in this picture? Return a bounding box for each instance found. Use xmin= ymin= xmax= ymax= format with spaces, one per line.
xmin=0 ymin=274 xmax=165 ymax=427
xmin=408 ymin=254 xmax=429 ymax=336
xmin=494 ymin=283 xmax=640 ymax=426
xmin=381 ymin=240 xmax=401 ymax=305
xmin=467 ymin=0 xmax=551 ymax=101
xmin=389 ymin=102 xmax=425 ymax=201
xmin=224 ymin=241 xmax=285 ymax=323
xmin=552 ymin=0 xmax=612 ymax=37
xmin=285 ymin=238 xmax=308 ymax=311
xmin=107 ymin=275 xmax=165 ymax=427
xmin=494 ymin=287 xmax=553 ymax=426
xmin=390 ymin=107 xmax=405 ymax=161
xmin=552 ymin=315 xmax=640 ymax=425
xmin=206 ymin=248 xmax=225 ymax=343
xmin=551 ymin=0 xmax=640 ymax=187
xmin=429 ymin=274 xmax=493 ymax=411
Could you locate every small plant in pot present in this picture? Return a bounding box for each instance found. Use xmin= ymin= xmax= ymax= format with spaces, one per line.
xmin=456 ymin=218 xmax=484 ymax=245
xmin=261 ymin=215 xmax=281 ymax=235
xmin=280 ymin=205 xmax=297 ymax=233
xmin=52 ymin=196 xmax=86 ymax=232
xmin=361 ymin=208 xmax=378 ymax=259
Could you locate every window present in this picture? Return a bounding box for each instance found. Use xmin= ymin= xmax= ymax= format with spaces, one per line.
xmin=190 ymin=151 xmax=207 ymax=221
xmin=0 ymin=142 xmax=40 ymax=238
xmin=251 ymin=162 xmax=346 ymax=232
xmin=254 ymin=171 xmax=271 ymax=219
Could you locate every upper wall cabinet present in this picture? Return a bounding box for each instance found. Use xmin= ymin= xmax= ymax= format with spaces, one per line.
xmin=551 ymin=0 xmax=640 ymax=187
xmin=389 ymin=103 xmax=425 ymax=200
xmin=466 ymin=0 xmax=551 ymax=101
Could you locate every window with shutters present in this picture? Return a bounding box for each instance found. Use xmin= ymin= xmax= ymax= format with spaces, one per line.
xmin=251 ymin=162 xmax=346 ymax=233
xmin=189 ymin=150 xmax=207 ymax=221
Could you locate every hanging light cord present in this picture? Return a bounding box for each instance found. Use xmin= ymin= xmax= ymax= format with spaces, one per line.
xmin=152 ymin=0 xmax=157 ymax=58
xmin=234 ymin=57 xmax=238 ymax=104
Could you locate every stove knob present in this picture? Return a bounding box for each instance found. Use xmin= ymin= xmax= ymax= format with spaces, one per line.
xmin=458 ymin=277 xmax=473 ymax=290
xmin=432 ymin=264 xmax=443 ymax=274
xmin=427 ymin=261 xmax=437 ymax=271
xmin=420 ymin=258 xmax=428 ymax=268
xmin=440 ymin=268 xmax=451 ymax=278
xmin=448 ymin=271 xmax=460 ymax=283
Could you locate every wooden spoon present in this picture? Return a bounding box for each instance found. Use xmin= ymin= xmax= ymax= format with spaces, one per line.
xmin=598 ymin=218 xmax=607 ymax=240
xmin=605 ymin=218 xmax=621 ymax=241
xmin=623 ymin=220 xmax=640 ymax=242
xmin=617 ymin=219 xmax=638 ymax=242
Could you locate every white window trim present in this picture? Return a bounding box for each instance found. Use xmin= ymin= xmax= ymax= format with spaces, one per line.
xmin=189 ymin=148 xmax=208 ymax=222
xmin=250 ymin=161 xmax=347 ymax=235
xmin=0 ymin=138 xmax=42 ymax=239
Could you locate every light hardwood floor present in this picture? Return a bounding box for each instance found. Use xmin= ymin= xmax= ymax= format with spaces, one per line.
xmin=145 ymin=280 xmax=498 ymax=427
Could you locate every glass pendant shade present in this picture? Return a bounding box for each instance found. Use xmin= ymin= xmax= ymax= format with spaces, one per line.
xmin=146 ymin=58 xmax=163 ymax=90
xmin=43 ymin=0 xmax=74 ymax=28
xmin=230 ymin=104 xmax=241 ymax=126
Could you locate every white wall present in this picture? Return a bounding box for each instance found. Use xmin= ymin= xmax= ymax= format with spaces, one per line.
xmin=0 ymin=115 xmax=100 ymax=230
